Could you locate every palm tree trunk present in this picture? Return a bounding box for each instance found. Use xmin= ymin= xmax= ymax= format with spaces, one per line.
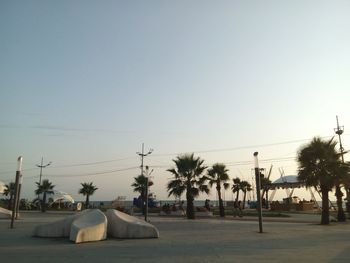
xmin=243 ymin=191 xmax=247 ymax=209
xmin=86 ymin=195 xmax=90 ymax=209
xmin=321 ymin=187 xmax=330 ymax=225
xmin=335 ymin=184 xmax=346 ymax=222
xmin=186 ymin=184 xmax=195 ymax=219
xmin=346 ymin=187 xmax=350 ymax=218
xmin=42 ymin=193 xmax=46 ymax=212
xmin=8 ymin=194 xmax=13 ymax=210
xmin=235 ymin=190 xmax=239 ymax=202
xmin=217 ymin=186 xmax=224 ymax=217
xmin=265 ymin=190 xmax=269 ymax=209
xmin=141 ymin=190 xmax=145 ymax=215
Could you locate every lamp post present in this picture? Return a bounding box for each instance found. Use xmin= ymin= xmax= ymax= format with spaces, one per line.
xmin=11 ymin=156 xmax=23 ymax=229
xmin=144 ymin=166 xmax=154 ymax=222
xmin=136 ymin=143 xmax=153 ymax=219
xmin=334 ymin=116 xmax=349 ymax=215
xmin=36 ymin=157 xmax=52 ymax=186
xmin=254 ymin=152 xmax=263 ymax=233
xmin=15 ymin=166 xmax=23 ymax=219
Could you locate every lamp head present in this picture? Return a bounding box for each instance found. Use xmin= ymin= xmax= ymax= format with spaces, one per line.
xmin=253 ymin=152 xmax=259 ymax=168
xmin=17 ymin=156 xmax=23 ymax=172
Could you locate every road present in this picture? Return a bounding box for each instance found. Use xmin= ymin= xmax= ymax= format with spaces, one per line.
xmin=0 ymin=211 xmax=349 ymax=262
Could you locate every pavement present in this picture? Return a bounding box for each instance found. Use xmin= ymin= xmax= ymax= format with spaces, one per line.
xmin=0 ymin=211 xmax=350 ymax=263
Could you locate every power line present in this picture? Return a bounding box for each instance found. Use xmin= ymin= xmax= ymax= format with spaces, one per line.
xmin=49 ymin=156 xmax=136 ymax=169
xmin=45 ymin=166 xmax=140 ymax=178
xmin=150 ymin=135 xmax=341 ymax=157
xmin=0 ymin=134 xmax=348 ymax=177
xmin=148 ymin=156 xmax=296 ymax=169
xmin=0 ymin=157 xmax=136 ymax=175
xmin=0 ymin=168 xmax=38 ymax=176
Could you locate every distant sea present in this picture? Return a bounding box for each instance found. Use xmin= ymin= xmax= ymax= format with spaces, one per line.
xmin=88 ymin=200 xmax=343 ymax=209
xmin=89 ymin=200 xmax=214 ymax=207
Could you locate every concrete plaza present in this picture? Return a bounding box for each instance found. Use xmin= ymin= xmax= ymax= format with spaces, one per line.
xmin=0 ymin=211 xmax=349 ymax=262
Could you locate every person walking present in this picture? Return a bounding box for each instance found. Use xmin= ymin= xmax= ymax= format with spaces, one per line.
xmin=233 ymin=200 xmax=239 ymax=217
xmin=238 ymin=201 xmax=243 ymax=217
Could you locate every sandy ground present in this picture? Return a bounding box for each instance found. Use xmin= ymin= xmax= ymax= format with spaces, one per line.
xmin=1 ymin=211 xmax=350 ymax=263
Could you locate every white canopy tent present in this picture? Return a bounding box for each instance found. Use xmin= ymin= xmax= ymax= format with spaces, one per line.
xmin=266 ymin=175 xmax=305 ymax=202
xmin=272 ymin=175 xmax=300 ymax=184
xmin=49 ymin=190 xmax=75 ymax=204
xmin=36 ymin=190 xmax=75 ymax=205
xmin=0 ymin=180 xmax=6 ymax=194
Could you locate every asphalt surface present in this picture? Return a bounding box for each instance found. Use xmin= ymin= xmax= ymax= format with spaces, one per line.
xmin=0 ymin=211 xmax=349 ymax=263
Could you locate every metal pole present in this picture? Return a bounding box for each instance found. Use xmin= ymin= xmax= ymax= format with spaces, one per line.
xmin=15 ymin=174 xmax=23 ymax=219
xmin=137 ymin=144 xmax=153 ymax=222
xmin=140 ymin=144 xmax=144 ymax=176
xmin=335 ymin=116 xmax=345 ymax=163
xmin=36 ymin=158 xmax=51 ymax=210
xmin=334 ymin=116 xmax=348 ymax=214
xmin=39 ymin=157 xmax=43 ymax=185
xmin=254 ymin=152 xmax=263 ymax=233
xmin=140 ymin=144 xmax=145 ymax=218
xmin=36 ymin=157 xmax=52 ymax=186
xmin=11 ymin=156 xmax=22 ymax=229
xmin=145 ymin=166 xmax=149 ymax=222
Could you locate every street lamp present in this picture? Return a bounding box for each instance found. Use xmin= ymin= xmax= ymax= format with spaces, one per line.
xmin=254 ymin=152 xmax=263 ymax=233
xmin=36 ymin=157 xmax=52 ymax=185
xmin=136 ymin=143 xmax=153 ymax=220
xmin=11 ymin=156 xmax=23 ymax=228
xmin=334 ymin=116 xmax=348 ymax=213
xmin=145 ymin=165 xmax=154 ymax=222
xmin=15 ymin=160 xmax=24 ymax=219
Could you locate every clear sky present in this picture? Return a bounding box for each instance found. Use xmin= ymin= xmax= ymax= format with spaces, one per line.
xmin=1 ymin=0 xmax=349 ymax=202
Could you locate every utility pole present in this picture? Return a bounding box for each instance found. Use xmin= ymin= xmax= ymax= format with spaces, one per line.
xmin=36 ymin=157 xmax=52 ymax=185
xmin=136 ymin=143 xmax=153 ymax=221
xmin=334 ymin=116 xmax=348 ymax=214
xmin=144 ymin=166 xmax=154 ymax=222
xmin=15 ymin=167 xmax=23 ymax=219
xmin=334 ymin=116 xmax=345 ymax=163
xmin=11 ymin=156 xmax=23 ymax=229
xmin=254 ymin=152 xmax=263 ymax=233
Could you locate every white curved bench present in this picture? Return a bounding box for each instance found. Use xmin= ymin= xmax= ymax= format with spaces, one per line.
xmin=33 ymin=210 xmax=90 ymax=237
xmin=70 ymin=209 xmax=107 ymax=243
xmin=106 ymin=209 xmax=159 ymax=239
xmin=0 ymin=207 xmax=12 ymax=219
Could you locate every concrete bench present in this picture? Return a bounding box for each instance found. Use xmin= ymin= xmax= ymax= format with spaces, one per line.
xmin=69 ymin=209 xmax=107 ymax=243
xmin=106 ymin=209 xmax=159 ymax=239
xmin=0 ymin=207 xmax=12 ymax=219
xmin=33 ymin=210 xmax=89 ymax=237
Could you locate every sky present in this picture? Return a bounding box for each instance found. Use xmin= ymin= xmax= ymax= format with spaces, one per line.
xmin=1 ymin=0 xmax=350 ymax=202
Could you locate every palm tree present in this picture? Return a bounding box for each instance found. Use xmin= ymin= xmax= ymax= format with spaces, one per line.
xmin=3 ymin=182 xmax=15 ymax=210
xmin=79 ymin=182 xmax=98 ymax=209
xmin=297 ymin=137 xmax=347 ymax=224
xmin=167 ymin=153 xmax=209 ymax=219
xmin=206 ymin=163 xmax=230 ymax=217
xmin=334 ymin=162 xmax=350 ymax=221
xmin=131 ymin=175 xmax=154 ymax=215
xmin=232 ymin=177 xmax=242 ymax=202
xmin=341 ymin=169 xmax=350 ymax=217
xmin=35 ymin=179 xmax=55 ymax=212
xmin=260 ymin=177 xmax=272 ymax=209
xmin=240 ymin=180 xmax=252 ymax=209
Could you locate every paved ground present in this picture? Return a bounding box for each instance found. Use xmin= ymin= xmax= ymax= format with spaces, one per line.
xmin=1 ymin=211 xmax=350 ymax=262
